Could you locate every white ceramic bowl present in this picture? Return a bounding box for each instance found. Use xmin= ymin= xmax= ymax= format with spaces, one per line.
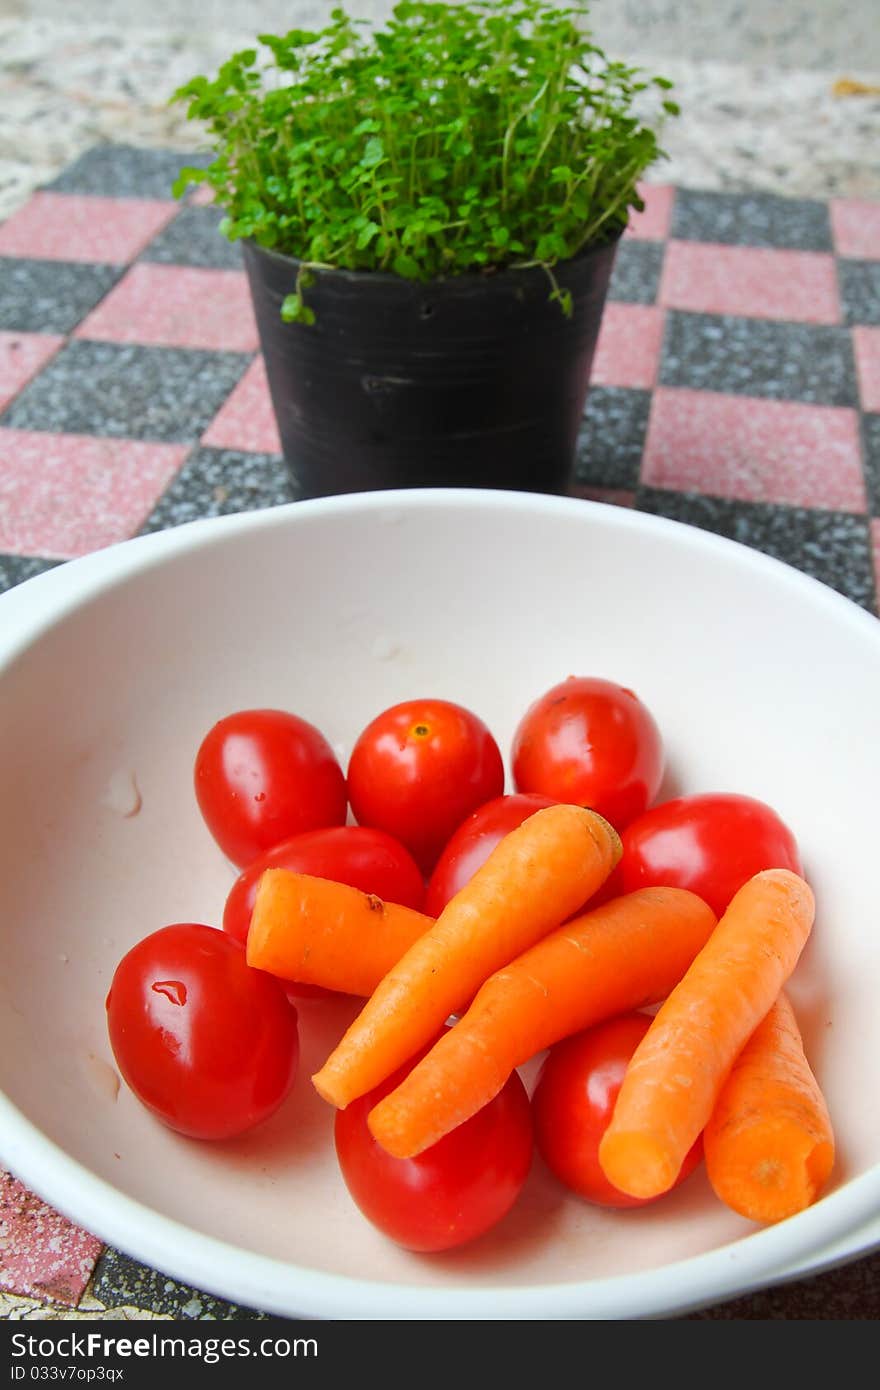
xmin=2 ymin=488 xmax=880 ymax=1320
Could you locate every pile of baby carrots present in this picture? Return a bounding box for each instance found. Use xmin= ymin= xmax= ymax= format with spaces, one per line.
xmin=247 ymin=801 xmax=835 ymax=1226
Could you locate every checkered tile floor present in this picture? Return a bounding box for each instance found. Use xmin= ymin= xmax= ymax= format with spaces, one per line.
xmin=1 ymin=143 xmax=879 ymax=1320
xmin=1 ymin=146 xmax=878 ymax=617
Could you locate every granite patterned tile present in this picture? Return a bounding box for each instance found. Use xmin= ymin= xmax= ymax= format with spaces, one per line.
xmin=139 ymin=447 xmax=296 ymax=534
xmin=0 ymin=193 xmax=177 ymax=265
xmin=659 ymin=311 xmax=858 ymax=406
xmin=608 ymin=240 xmax=665 ymax=304
xmin=636 ymin=487 xmax=878 ymax=612
xmin=839 ymin=259 xmax=880 ymax=326
xmin=200 ymin=355 xmax=281 ymax=455
xmin=0 ymin=1172 xmax=102 ymax=1307
xmin=0 ymin=259 xmax=122 ymax=334
xmin=863 ymin=414 xmax=880 ymax=515
xmin=74 ymin=264 xmax=259 ymax=352
xmin=872 ymin=518 xmax=880 ymax=601
xmin=659 ymin=241 xmax=841 ymax=323
xmin=830 ymin=199 xmax=880 ymax=260
xmin=89 ymin=1248 xmax=275 ymax=1322
xmin=0 ymin=331 xmax=64 ymax=412
xmin=627 ymin=183 xmax=675 ymax=241
xmin=854 ymin=327 xmax=880 ymax=413
xmin=140 ymin=203 xmax=243 ymax=269
xmin=0 ymin=552 xmax=62 ymax=594
xmin=642 ymin=386 xmax=865 ymax=512
xmin=591 ymin=304 xmax=664 ymax=390
xmin=46 ymin=145 xmax=210 ymax=201
xmin=671 ymin=189 xmax=833 ymax=250
xmin=0 ymin=428 xmax=189 ymax=557
xmin=576 ymin=386 xmax=652 ymax=491
xmin=1 ymin=340 xmax=252 ymax=442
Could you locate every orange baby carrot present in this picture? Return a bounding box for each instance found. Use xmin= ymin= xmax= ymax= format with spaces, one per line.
xmin=246 ymin=869 xmax=433 ymax=997
xmin=368 ymin=886 xmax=716 ymax=1158
xmin=311 ymin=803 xmax=621 ymax=1109
xmin=704 ymin=991 xmax=835 ymax=1223
xmin=598 ymin=867 xmax=815 ymax=1200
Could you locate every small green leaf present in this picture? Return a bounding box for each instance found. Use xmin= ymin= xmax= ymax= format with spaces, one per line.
xmin=281 ymin=293 xmax=316 ymax=325
xmin=361 ymin=136 xmax=385 ymax=168
xmin=392 ymin=252 xmax=421 ymax=278
xmin=171 ymin=166 xmax=207 ymax=199
xmin=355 ymin=220 xmax=380 ymax=249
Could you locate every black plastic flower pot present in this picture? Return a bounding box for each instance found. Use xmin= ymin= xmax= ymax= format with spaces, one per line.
xmin=242 ymin=235 xmax=620 ymax=498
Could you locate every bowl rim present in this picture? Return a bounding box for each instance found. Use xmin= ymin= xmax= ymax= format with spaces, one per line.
xmin=2 ymin=488 xmax=879 ymax=1319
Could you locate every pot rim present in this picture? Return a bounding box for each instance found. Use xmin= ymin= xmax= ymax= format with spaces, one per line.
xmin=242 ymin=225 xmax=623 ymax=291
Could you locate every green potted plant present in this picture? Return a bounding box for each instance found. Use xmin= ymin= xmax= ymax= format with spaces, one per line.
xmin=173 ymin=0 xmax=677 ymax=498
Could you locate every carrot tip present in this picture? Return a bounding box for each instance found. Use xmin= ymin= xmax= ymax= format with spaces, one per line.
xmin=707 ymin=1125 xmax=835 ymax=1223
xmin=311 ymin=1069 xmax=345 ymax=1108
xmin=598 ymin=1131 xmax=679 ymax=1201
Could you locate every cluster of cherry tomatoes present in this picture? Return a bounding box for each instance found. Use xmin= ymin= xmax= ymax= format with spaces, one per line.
xmin=105 ymin=676 xmax=803 ymax=1252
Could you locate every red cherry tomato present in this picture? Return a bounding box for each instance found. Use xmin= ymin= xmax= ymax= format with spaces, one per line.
xmin=223 ymin=825 xmax=426 ymax=949
xmin=194 ymin=708 xmax=347 ymax=868
xmin=616 ymin=792 xmax=803 ymax=918
xmin=335 ymin=1034 xmax=533 ymax=1251
xmin=511 ymin=676 xmax=664 ymax=830
xmin=532 ymin=1013 xmax=702 ymax=1208
xmin=105 ymin=923 xmax=299 ymax=1140
xmin=425 ymin=793 xmax=557 ymax=917
xmin=346 ymin=698 xmax=505 ymax=874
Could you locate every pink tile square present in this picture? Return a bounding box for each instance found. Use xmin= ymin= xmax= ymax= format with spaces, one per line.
xmin=189 ymin=184 xmax=216 ymax=206
xmin=0 ymin=1172 xmax=102 ymax=1305
xmin=0 ymin=429 xmax=189 ymax=557
xmin=626 ymin=183 xmax=674 ymax=241
xmin=830 ymin=199 xmax=880 ymax=260
xmin=642 ymin=387 xmax=866 ymax=511
xmin=659 ymin=241 xmax=841 ymax=323
xmin=570 ymin=484 xmax=636 ymax=508
xmin=0 ymin=193 xmax=176 ymax=264
xmin=0 ymin=332 xmax=64 ymax=412
xmin=853 ymin=326 xmax=880 ymax=413
xmin=201 ymin=355 xmax=281 ymax=453
xmin=591 ymin=303 xmax=664 ymax=390
xmin=75 ymin=264 xmax=259 ymax=352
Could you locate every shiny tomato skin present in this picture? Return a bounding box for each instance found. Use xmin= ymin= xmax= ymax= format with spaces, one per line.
xmin=335 ymin=1037 xmax=533 ymax=1251
xmin=511 ymin=676 xmax=664 ymax=830
xmin=223 ymin=825 xmax=426 ymax=949
xmin=532 ymin=1013 xmax=702 ymax=1208
xmin=425 ymin=793 xmax=557 ymax=917
xmin=194 ymin=708 xmax=347 ymax=868
xmin=617 ymin=792 xmax=803 ymax=918
xmin=346 ymin=699 xmax=506 ymax=874
xmin=105 ymin=923 xmax=299 ymax=1140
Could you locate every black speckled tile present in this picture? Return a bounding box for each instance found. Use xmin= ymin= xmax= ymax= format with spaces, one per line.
xmin=607 ymin=240 xmax=664 ymax=305
xmin=636 ymin=487 xmax=878 ymax=612
xmin=0 ymin=259 xmax=122 ymax=334
xmin=89 ymin=1248 xmax=280 ymax=1321
xmin=839 ymin=259 xmax=880 ymax=327
xmin=863 ymin=413 xmax=880 ymax=516
xmin=140 ymin=447 xmax=295 ymax=533
xmin=671 ymin=189 xmax=833 ymax=251
xmin=1 ymin=340 xmax=253 ymax=442
xmin=140 ymin=204 xmax=243 ymax=269
xmin=659 ymin=310 xmax=859 ymax=406
xmin=0 ymin=553 xmax=63 ymax=594
xmin=576 ymin=386 xmax=651 ymax=490
xmin=46 ymin=144 xmax=210 ymax=201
